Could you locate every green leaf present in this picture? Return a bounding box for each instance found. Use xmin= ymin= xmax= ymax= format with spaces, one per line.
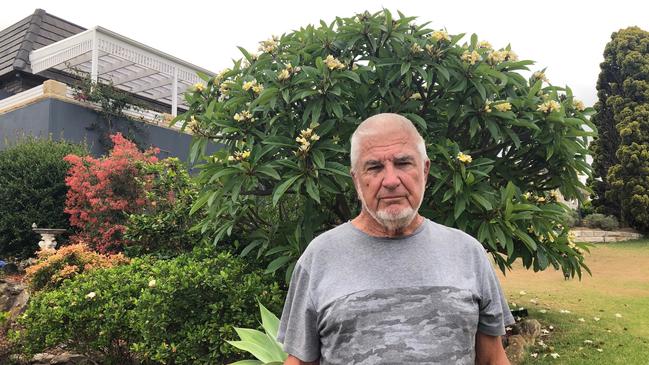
xmin=305 ymin=177 xmax=320 ymax=203
xmin=225 ymin=340 xmax=276 ymax=364
xmin=265 ymin=255 xmax=291 ymax=274
xmin=515 ymin=230 xmax=538 ymax=251
xmin=400 ymin=62 xmax=411 ymax=76
xmin=311 ymin=150 xmax=325 ymax=169
xmin=528 ymin=79 xmax=542 ymax=98
xmin=471 ymin=193 xmax=492 ymax=210
xmin=259 ymin=302 xmax=281 ymax=339
xmin=454 ymin=195 xmax=466 ymax=219
xmin=470 ymin=79 xmax=486 ymax=100
xmin=404 ymin=113 xmax=427 ymax=131
xmin=272 ymin=175 xmax=301 ymax=206
xmin=257 ymin=165 xmax=280 ymax=180
xmin=228 ymin=360 xmax=263 ymax=365
xmin=190 ymin=192 xmax=210 ymax=215
xmin=341 ymin=70 xmax=361 ymax=83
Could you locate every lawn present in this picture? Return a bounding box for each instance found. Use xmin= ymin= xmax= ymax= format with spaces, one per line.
xmin=497 ymin=240 xmax=649 ymax=364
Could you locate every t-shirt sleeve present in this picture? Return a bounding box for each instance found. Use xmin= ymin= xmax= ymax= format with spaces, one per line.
xmin=276 ymin=263 xmax=320 ymax=362
xmin=476 ymin=250 xmax=515 ymax=336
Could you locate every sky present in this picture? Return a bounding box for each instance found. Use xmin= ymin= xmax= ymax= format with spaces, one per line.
xmin=3 ymin=0 xmax=649 ymax=107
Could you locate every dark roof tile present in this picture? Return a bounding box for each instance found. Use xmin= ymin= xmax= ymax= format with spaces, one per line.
xmin=0 ymin=9 xmax=85 ymax=77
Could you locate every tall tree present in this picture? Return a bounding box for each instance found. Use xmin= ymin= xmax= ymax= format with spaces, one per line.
xmin=590 ymin=27 xmax=649 ymax=231
xmin=180 ymin=10 xmax=594 ymax=280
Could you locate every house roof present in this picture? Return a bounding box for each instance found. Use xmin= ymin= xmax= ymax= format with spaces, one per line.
xmin=2 ymin=9 xmax=214 ymax=115
xmin=0 ymin=9 xmax=85 ymax=77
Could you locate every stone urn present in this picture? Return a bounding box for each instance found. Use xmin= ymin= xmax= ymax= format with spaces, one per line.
xmin=32 ymin=225 xmax=66 ymax=250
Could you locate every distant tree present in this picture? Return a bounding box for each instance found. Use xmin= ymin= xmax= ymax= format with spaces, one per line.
xmin=590 ymin=26 xmax=649 ymax=231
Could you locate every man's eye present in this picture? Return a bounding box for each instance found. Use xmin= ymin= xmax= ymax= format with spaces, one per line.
xmin=368 ymin=165 xmax=381 ymax=171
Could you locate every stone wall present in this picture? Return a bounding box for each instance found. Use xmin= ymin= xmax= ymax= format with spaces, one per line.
xmin=571 ymin=228 xmax=643 ymax=243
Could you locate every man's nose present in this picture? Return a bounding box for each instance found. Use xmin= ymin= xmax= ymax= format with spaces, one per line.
xmin=382 ymin=165 xmax=401 ymax=189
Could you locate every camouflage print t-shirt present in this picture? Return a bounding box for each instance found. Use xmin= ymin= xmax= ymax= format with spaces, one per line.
xmin=276 ymin=219 xmax=514 ymax=364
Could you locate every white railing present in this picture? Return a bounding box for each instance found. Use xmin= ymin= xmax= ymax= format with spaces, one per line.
xmin=0 ymin=85 xmax=44 ymax=110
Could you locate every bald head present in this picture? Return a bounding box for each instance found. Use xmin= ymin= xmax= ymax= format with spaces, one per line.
xmin=350 ymin=113 xmax=428 ymax=171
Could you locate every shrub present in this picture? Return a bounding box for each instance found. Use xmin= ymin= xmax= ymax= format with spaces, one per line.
xmin=64 ymin=133 xmax=158 ymax=253
xmin=65 ymin=134 xmax=199 ymax=255
xmin=563 ymin=209 xmax=580 ymax=228
xmin=123 ymin=158 xmax=202 ymax=258
xmin=180 ymin=9 xmax=595 ymax=280
xmin=579 ymin=199 xmax=594 ymax=217
xmin=14 ymin=249 xmax=285 ymax=364
xmin=24 ymin=243 xmax=129 ymax=292
xmin=582 ymin=214 xmax=620 ymax=231
xmin=0 ymin=136 xmax=87 ymax=259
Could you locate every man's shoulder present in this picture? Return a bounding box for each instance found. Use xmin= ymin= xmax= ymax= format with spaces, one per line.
xmin=297 ymin=222 xmax=355 ymax=267
xmin=423 ymin=219 xmax=486 ymax=253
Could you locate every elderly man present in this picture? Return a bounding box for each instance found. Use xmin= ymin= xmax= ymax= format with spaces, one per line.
xmin=277 ymin=113 xmax=514 ymax=364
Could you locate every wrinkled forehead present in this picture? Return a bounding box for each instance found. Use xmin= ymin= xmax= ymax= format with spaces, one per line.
xmin=358 ymin=131 xmax=418 ymax=160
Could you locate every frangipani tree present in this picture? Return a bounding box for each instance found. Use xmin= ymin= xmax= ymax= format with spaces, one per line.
xmin=177 ymin=10 xmax=594 ymax=283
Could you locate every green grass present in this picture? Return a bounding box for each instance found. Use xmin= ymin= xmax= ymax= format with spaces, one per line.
xmin=498 ymin=240 xmax=649 ymax=364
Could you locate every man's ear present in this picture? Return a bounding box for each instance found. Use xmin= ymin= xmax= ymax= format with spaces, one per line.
xmin=424 ymin=159 xmax=431 ymax=183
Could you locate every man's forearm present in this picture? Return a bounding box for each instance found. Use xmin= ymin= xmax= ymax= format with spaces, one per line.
xmin=284 ymin=354 xmax=319 ymax=365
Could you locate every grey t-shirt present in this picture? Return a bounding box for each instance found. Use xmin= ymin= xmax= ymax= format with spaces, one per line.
xmin=277 ymin=219 xmax=515 ymax=364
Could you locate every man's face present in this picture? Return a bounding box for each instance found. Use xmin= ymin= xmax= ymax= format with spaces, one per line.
xmin=351 ymin=129 xmax=430 ymax=230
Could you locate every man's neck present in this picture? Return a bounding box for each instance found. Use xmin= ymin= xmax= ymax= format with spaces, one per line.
xmin=351 ymin=211 xmax=424 ymax=238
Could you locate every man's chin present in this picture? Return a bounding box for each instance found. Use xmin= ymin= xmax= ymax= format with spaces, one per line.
xmin=375 ymin=208 xmax=417 ymax=231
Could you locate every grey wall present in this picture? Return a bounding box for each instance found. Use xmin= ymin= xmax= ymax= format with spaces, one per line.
xmin=0 ymin=98 xmax=219 ymax=163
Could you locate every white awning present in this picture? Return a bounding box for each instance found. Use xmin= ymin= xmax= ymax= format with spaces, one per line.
xmin=29 ymin=26 xmax=214 ymax=116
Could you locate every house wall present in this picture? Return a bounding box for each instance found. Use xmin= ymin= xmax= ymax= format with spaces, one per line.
xmin=0 ymin=98 xmax=218 ymax=162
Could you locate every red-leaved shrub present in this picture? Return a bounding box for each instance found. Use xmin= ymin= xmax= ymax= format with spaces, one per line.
xmin=64 ymin=133 xmax=159 ymax=253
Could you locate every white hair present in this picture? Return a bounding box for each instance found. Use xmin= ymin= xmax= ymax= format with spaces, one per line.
xmin=350 ymin=113 xmax=428 ymax=172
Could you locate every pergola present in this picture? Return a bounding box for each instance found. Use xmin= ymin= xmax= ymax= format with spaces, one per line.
xmin=29 ymin=26 xmax=214 ymax=116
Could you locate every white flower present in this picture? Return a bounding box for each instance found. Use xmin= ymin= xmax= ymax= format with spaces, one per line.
xmin=530 ymin=299 xmax=538 ymax=304
xmin=530 ymin=352 xmax=538 ymax=358
xmin=539 ymin=309 xmax=548 ymax=314
xmin=593 ymin=317 xmax=601 ymax=321
xmin=550 ymin=353 xmax=560 ymax=359
xmin=494 ymin=102 xmax=512 ymax=112
xmin=615 ymin=313 xmax=622 ymax=318
xmin=519 ymin=290 xmax=527 ymax=296
xmin=410 ymin=43 xmax=423 ymax=53
xmin=478 ymin=41 xmax=492 ymax=49
xmin=277 ymin=69 xmax=291 ymax=81
xmin=487 ymin=50 xmax=507 ymax=64
xmin=532 ymin=71 xmax=549 ymax=83
xmin=148 ymin=279 xmax=156 ymax=288
xmin=549 ymin=325 xmax=554 ymax=330
xmin=324 ymin=55 xmax=345 ymax=70
xmin=456 ymin=152 xmax=472 ymax=164
xmin=430 ymin=30 xmax=451 ymax=42
xmin=584 ymin=339 xmax=594 ymax=344
xmin=560 ymin=309 xmax=571 ymax=314
xmin=538 ymin=100 xmax=561 ymax=113
xmin=578 ymin=318 xmax=586 ymax=322
xmin=461 ymin=50 xmax=480 ymax=65
xmin=597 ymin=348 xmax=603 ymax=352
xmin=85 ymin=292 xmax=96 ymax=299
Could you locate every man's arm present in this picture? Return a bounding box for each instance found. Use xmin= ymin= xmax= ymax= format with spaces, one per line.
xmin=284 ymin=354 xmax=319 ymax=365
xmin=475 ymin=332 xmax=510 ymax=365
